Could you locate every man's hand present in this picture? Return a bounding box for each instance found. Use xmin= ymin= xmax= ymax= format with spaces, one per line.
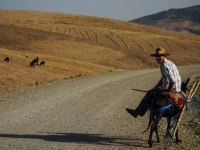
xmin=162 ymin=90 xmax=170 ymax=95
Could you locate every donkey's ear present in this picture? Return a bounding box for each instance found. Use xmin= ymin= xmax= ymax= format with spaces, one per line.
xmin=185 ymin=77 xmax=190 ymax=85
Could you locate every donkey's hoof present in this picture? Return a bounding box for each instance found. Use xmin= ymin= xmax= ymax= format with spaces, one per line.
xmin=148 ymin=141 xmax=153 ymax=148
xmin=176 ymin=139 xmax=182 ymax=143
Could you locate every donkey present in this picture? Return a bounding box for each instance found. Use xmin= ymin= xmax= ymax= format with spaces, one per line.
xmin=145 ymin=78 xmax=190 ymax=148
xmin=4 ymin=57 xmax=10 ymax=62
xmin=39 ymin=61 xmax=45 ymax=66
xmin=29 ymin=57 xmax=39 ymax=68
xmin=30 ymin=60 xmax=36 ymax=68
xmin=33 ymin=56 xmax=39 ymax=65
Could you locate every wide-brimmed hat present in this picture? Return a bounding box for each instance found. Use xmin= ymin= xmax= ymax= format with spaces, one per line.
xmin=150 ymin=47 xmax=170 ymax=57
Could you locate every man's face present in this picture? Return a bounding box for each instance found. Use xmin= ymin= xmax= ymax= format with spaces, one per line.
xmin=156 ymin=55 xmax=165 ymax=63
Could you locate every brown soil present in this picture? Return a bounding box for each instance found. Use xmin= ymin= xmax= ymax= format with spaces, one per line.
xmin=0 ymin=9 xmax=200 ymax=90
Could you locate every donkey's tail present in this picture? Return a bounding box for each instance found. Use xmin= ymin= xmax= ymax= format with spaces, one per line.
xmin=142 ymin=105 xmax=154 ymax=134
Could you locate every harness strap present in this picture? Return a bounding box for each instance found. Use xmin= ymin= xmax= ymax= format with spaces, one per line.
xmin=153 ymin=104 xmax=172 ymax=112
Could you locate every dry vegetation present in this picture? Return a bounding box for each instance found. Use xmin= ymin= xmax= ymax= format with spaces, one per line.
xmin=0 ymin=9 xmax=200 ymax=90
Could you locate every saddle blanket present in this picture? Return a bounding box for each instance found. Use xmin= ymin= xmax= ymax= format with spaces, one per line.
xmin=169 ymin=92 xmax=185 ymax=109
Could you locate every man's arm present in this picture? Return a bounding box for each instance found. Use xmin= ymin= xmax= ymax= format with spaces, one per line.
xmin=162 ymin=82 xmax=175 ymax=95
xmin=167 ymin=82 xmax=175 ymax=92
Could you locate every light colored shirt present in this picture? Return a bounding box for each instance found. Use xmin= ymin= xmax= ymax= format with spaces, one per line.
xmin=159 ymin=58 xmax=182 ymax=92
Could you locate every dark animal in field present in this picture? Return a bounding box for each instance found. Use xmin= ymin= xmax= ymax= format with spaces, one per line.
xmin=29 ymin=56 xmax=39 ymax=68
xmin=145 ymin=78 xmax=190 ymax=148
xmin=40 ymin=61 xmax=45 ymax=66
xmin=4 ymin=57 xmax=10 ymax=62
xmin=30 ymin=60 xmax=36 ymax=68
xmin=33 ymin=56 xmax=39 ymax=65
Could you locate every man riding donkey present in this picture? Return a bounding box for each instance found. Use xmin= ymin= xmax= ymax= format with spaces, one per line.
xmin=126 ymin=47 xmax=184 ymax=118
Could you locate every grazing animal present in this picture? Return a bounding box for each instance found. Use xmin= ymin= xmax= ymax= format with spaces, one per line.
xmin=40 ymin=61 xmax=45 ymax=66
xmin=30 ymin=60 xmax=36 ymax=68
xmin=145 ymin=78 xmax=190 ymax=148
xmin=4 ymin=57 xmax=10 ymax=62
xmin=33 ymin=56 xmax=39 ymax=65
xmin=29 ymin=56 xmax=39 ymax=68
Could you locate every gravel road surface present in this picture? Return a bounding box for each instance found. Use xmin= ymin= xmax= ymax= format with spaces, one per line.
xmin=0 ymin=65 xmax=200 ymax=150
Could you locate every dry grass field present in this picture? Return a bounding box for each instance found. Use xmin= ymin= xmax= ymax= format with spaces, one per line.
xmin=0 ymin=9 xmax=200 ymax=90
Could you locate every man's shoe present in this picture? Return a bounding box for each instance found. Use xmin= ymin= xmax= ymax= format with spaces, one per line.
xmin=126 ymin=108 xmax=138 ymax=118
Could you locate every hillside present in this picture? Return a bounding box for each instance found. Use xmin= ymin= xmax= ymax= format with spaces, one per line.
xmin=130 ymin=5 xmax=200 ymax=35
xmin=0 ymin=9 xmax=200 ymax=90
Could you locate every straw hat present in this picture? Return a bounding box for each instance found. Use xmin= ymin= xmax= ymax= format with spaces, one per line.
xmin=150 ymin=47 xmax=170 ymax=57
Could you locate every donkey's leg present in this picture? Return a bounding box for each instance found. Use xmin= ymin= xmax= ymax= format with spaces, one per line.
xmin=166 ymin=117 xmax=171 ymax=136
xmin=175 ymin=129 xmax=182 ymax=143
xmin=153 ymin=112 xmax=164 ymax=143
xmin=148 ymin=125 xmax=160 ymax=147
xmin=155 ymin=126 xmax=160 ymax=143
xmin=154 ymin=115 xmax=160 ymax=143
xmin=148 ymin=114 xmax=156 ymax=148
xmin=167 ymin=117 xmax=171 ymax=130
xmin=148 ymin=112 xmax=164 ymax=147
xmin=148 ymin=126 xmax=154 ymax=148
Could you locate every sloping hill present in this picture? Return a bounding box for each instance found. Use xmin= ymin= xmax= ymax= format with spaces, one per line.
xmin=0 ymin=9 xmax=200 ymax=89
xmin=130 ymin=5 xmax=200 ymax=35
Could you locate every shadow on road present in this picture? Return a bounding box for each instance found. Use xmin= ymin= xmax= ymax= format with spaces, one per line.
xmin=0 ymin=132 xmax=149 ymax=148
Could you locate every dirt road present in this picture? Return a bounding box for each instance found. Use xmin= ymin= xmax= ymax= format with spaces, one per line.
xmin=0 ymin=65 xmax=200 ymax=150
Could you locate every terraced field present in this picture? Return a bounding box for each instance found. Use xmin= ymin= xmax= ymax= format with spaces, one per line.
xmin=0 ymin=10 xmax=200 ymax=89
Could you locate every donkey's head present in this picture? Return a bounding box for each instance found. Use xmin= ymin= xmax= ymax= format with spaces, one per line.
xmin=181 ymin=77 xmax=190 ymax=93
